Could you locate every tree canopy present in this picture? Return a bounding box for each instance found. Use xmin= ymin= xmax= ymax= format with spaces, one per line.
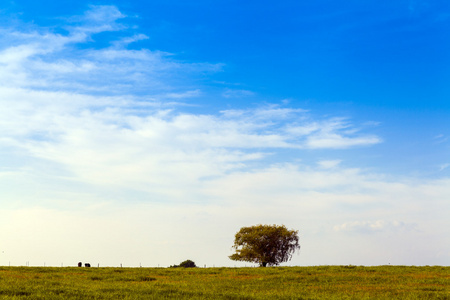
xmin=229 ymin=224 xmax=300 ymax=267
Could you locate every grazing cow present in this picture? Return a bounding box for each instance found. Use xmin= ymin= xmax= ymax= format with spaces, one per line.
xmin=85 ymin=263 xmax=91 ymax=267
xmin=78 ymin=262 xmax=82 ymax=267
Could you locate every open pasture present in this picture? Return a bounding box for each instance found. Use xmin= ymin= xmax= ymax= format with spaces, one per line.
xmin=0 ymin=265 xmax=448 ymax=299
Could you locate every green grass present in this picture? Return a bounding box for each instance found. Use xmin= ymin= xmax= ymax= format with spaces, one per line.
xmin=0 ymin=265 xmax=448 ymax=299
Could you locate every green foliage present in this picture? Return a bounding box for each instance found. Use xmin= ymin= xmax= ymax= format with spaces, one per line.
xmin=179 ymin=260 xmax=196 ymax=268
xmin=170 ymin=259 xmax=197 ymax=268
xmin=0 ymin=266 xmax=448 ymax=299
xmin=229 ymin=224 xmax=300 ymax=267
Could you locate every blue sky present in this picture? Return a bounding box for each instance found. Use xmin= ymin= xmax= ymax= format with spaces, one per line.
xmin=0 ymin=0 xmax=449 ymax=267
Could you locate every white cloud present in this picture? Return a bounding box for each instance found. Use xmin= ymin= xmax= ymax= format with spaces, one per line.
xmin=304 ymin=118 xmax=381 ymax=149
xmin=317 ymin=159 xmax=342 ymax=169
xmin=439 ymin=163 xmax=450 ymax=171
xmin=0 ymin=6 xmax=221 ymax=95
xmin=333 ymin=220 xmax=415 ymax=233
xmin=2 ymin=163 xmax=449 ymax=266
xmin=222 ymin=88 xmax=255 ymax=98
xmin=433 ymin=134 xmax=448 ymax=144
xmin=68 ymin=5 xmax=127 ymax=35
xmin=163 ymin=89 xmax=202 ymax=99
xmin=306 ymin=134 xmax=381 ymax=149
xmin=286 ymin=117 xmax=381 ymax=149
xmin=112 ymin=34 xmax=150 ymax=48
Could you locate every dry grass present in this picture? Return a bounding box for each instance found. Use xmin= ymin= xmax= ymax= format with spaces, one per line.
xmin=0 ymin=265 xmax=448 ymax=299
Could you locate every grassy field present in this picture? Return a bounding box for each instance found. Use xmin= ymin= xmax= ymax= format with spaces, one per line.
xmin=0 ymin=265 xmax=448 ymax=299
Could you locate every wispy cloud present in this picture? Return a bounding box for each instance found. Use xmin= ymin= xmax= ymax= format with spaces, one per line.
xmin=333 ymin=220 xmax=415 ymax=234
xmin=222 ymin=88 xmax=255 ymax=98
xmin=0 ymin=5 xmax=221 ymax=95
xmin=111 ymin=34 xmax=150 ymax=48
xmin=317 ymin=159 xmax=342 ymax=169
xmin=439 ymin=163 xmax=450 ymax=171
xmin=433 ymin=134 xmax=448 ymax=144
xmin=286 ymin=117 xmax=382 ymax=149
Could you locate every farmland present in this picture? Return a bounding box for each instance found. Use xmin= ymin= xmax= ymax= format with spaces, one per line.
xmin=0 ymin=265 xmax=448 ymax=299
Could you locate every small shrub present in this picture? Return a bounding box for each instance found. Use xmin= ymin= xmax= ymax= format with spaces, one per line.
xmin=180 ymin=260 xmax=196 ymax=268
xmin=171 ymin=259 xmax=197 ymax=268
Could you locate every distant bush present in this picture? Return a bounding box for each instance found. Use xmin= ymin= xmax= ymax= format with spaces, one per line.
xmin=170 ymin=259 xmax=197 ymax=268
xmin=180 ymin=260 xmax=196 ymax=268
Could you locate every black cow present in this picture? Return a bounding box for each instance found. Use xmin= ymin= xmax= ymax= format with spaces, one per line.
xmin=78 ymin=262 xmax=82 ymax=267
xmin=85 ymin=263 xmax=91 ymax=267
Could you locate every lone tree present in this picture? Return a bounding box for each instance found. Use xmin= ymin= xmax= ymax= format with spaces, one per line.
xmin=229 ymin=224 xmax=300 ymax=267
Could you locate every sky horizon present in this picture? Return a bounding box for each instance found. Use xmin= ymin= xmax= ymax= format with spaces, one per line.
xmin=0 ymin=0 xmax=449 ymax=267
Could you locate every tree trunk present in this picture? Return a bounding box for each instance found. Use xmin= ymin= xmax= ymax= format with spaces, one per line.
xmin=261 ymin=262 xmax=267 ymax=267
